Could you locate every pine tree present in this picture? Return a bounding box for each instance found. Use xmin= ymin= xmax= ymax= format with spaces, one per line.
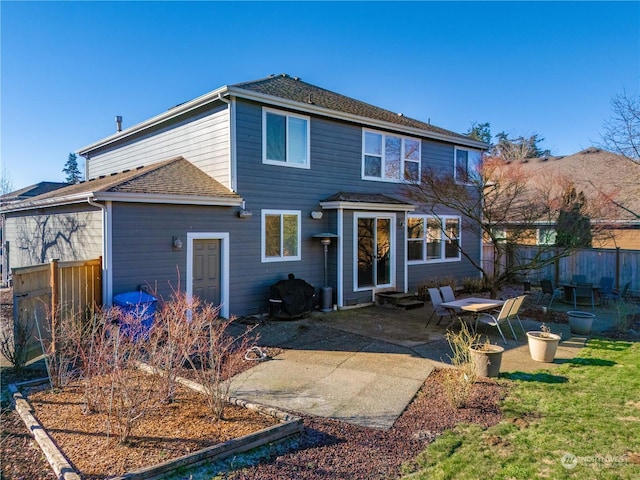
xmin=63 ymin=153 xmax=82 ymax=184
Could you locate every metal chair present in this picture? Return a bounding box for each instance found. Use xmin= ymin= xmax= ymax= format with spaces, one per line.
xmin=573 ymin=283 xmax=595 ymax=312
xmin=426 ymin=288 xmax=453 ymax=327
xmin=439 ymin=285 xmax=456 ymax=303
xmin=475 ymin=297 xmax=518 ymax=344
xmin=598 ymin=277 xmax=615 ymax=305
xmin=608 ymin=282 xmax=631 ymax=303
xmin=538 ymin=279 xmax=562 ymax=308
xmin=506 ymin=294 xmax=527 ymax=335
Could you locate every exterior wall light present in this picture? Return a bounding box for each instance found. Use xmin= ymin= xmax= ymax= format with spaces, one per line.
xmin=310 ymin=210 xmax=323 ymax=220
xmin=172 ymin=236 xmax=183 ymax=251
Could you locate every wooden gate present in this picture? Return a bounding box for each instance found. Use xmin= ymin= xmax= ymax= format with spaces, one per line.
xmin=11 ymin=258 xmax=102 ymax=363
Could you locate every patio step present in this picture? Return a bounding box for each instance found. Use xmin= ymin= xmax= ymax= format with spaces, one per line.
xmin=375 ymin=292 xmax=424 ymax=310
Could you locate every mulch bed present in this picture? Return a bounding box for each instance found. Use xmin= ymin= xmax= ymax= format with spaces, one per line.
xmin=1 ymin=366 xmax=505 ymax=480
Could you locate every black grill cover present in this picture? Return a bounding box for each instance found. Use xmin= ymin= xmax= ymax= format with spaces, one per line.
xmin=270 ymin=278 xmax=316 ymax=318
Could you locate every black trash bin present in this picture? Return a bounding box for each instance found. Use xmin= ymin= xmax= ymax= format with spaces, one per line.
xmin=113 ymin=291 xmax=158 ymax=340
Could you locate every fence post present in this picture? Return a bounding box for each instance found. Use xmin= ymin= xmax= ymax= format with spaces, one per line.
xmin=50 ymin=259 xmax=59 ymax=354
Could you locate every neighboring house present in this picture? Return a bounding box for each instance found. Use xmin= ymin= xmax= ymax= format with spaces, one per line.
xmin=0 ymin=181 xmax=70 ymax=286
xmin=499 ymin=148 xmax=640 ymax=250
xmin=1 ymin=74 xmax=487 ymax=317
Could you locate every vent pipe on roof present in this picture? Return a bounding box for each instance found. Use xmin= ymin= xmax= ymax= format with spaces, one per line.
xmin=115 ymin=116 xmax=123 ymax=132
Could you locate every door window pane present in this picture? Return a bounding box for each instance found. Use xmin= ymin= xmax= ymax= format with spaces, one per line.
xmin=376 ymin=218 xmax=391 ymax=285
xmin=357 ymin=218 xmax=374 ymax=288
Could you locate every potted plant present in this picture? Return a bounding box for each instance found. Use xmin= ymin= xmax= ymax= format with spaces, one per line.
xmin=469 ymin=338 xmax=504 ymax=378
xmin=567 ymin=310 xmax=595 ymax=335
xmin=526 ymin=323 xmax=561 ymax=362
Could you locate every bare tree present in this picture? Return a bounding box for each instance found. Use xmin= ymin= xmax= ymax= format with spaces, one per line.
xmin=600 ymin=90 xmax=640 ymax=162
xmin=402 ymin=157 xmax=607 ymax=298
xmin=1 ymin=165 xmax=13 ymax=196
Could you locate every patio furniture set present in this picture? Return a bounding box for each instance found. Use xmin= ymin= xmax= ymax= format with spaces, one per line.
xmin=538 ymin=276 xmax=631 ymax=311
xmin=426 ymin=286 xmax=527 ymax=344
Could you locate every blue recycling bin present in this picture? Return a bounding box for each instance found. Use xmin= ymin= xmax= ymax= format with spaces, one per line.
xmin=113 ymin=291 xmax=157 ymax=340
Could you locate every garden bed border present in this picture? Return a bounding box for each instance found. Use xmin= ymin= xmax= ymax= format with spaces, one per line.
xmin=10 ymin=375 xmax=303 ymax=480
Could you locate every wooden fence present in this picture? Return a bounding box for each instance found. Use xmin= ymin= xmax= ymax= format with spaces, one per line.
xmin=483 ymin=245 xmax=639 ymax=295
xmin=11 ymin=257 xmax=102 ymax=363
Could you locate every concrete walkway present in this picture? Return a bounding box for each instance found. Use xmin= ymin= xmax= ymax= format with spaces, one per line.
xmin=229 ymin=299 xmax=619 ymax=430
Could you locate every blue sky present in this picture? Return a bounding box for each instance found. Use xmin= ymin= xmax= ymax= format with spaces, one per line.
xmin=2 ymin=1 xmax=639 ymax=190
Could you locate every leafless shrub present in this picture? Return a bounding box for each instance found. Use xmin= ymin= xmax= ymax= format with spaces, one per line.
xmin=177 ymin=294 xmax=256 ymax=420
xmin=443 ymin=322 xmax=479 ymax=408
xmin=0 ymin=313 xmax=34 ymax=374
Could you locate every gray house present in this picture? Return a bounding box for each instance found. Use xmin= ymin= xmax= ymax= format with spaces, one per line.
xmin=2 ymin=74 xmax=487 ymax=317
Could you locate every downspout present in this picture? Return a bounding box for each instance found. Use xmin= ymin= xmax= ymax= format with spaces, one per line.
xmin=87 ymin=197 xmax=112 ymax=306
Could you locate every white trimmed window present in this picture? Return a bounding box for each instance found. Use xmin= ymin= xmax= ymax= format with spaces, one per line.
xmin=362 ymin=129 xmax=421 ymax=182
xmin=454 ymin=147 xmax=482 ymax=184
xmin=263 ymin=108 xmax=310 ymax=168
xmin=407 ymin=215 xmax=461 ymax=263
xmin=262 ymin=210 xmax=301 ymax=262
xmin=537 ymin=227 xmax=557 ymax=246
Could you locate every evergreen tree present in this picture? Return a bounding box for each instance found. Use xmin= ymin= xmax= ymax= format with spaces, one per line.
xmin=63 ymin=153 xmax=82 ymax=184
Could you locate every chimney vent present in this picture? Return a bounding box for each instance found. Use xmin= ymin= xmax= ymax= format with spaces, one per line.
xmin=115 ymin=116 xmax=123 ymax=132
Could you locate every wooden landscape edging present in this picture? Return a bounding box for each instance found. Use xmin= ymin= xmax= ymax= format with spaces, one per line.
xmin=9 ymin=378 xmax=81 ymax=480
xmin=11 ymin=373 xmax=303 ymax=480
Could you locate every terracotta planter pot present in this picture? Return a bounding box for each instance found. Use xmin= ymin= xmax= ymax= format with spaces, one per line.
xmin=469 ymin=344 xmax=505 ymax=378
xmin=526 ymin=331 xmax=561 ymax=362
xmin=567 ymin=311 xmax=595 ymax=335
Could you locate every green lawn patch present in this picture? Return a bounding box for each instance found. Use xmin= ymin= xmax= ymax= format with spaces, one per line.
xmin=402 ymin=338 xmax=640 ymax=479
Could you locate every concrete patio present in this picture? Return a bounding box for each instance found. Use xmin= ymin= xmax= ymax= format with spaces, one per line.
xmin=228 ymin=293 xmax=627 ymax=430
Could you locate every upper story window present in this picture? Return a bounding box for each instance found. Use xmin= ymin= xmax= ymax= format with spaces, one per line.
xmin=407 ymin=214 xmax=461 ymax=263
xmin=262 ymin=210 xmax=301 ymax=262
xmin=263 ymin=108 xmax=310 ymax=168
xmin=362 ymin=129 xmax=421 ymax=182
xmin=454 ymin=147 xmax=482 ymax=184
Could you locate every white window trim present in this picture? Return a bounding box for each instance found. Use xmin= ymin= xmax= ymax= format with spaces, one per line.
xmin=261 ymin=209 xmax=302 ymax=262
xmin=407 ymin=214 xmax=462 ymax=264
xmin=361 ymin=128 xmax=421 ymax=183
xmin=454 ymin=146 xmax=482 ymax=185
xmin=353 ymin=212 xmax=396 ymax=292
xmin=262 ymin=107 xmax=311 ymax=169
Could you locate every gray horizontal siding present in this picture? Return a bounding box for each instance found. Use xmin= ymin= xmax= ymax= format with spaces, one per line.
xmin=87 ymin=104 xmax=231 ymax=188
xmin=4 ymin=206 xmax=102 ymax=269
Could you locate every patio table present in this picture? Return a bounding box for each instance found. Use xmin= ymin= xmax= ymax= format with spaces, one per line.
xmin=440 ymin=297 xmax=505 ymax=332
xmin=560 ymin=283 xmax=601 ymax=306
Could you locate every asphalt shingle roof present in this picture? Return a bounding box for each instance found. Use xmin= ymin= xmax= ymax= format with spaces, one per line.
xmin=2 ymin=157 xmax=240 ymax=211
xmin=231 ymin=74 xmax=471 ymax=141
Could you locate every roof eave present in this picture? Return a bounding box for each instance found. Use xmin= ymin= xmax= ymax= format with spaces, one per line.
xmin=319 ymin=200 xmax=415 ymax=212
xmin=93 ymin=192 xmax=244 ymax=206
xmin=1 ymin=192 xmax=95 ymax=213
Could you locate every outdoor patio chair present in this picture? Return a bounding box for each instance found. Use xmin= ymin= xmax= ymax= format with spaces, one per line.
xmin=439 ymin=285 xmax=456 ymax=303
xmin=598 ymin=277 xmax=615 ymax=305
xmin=426 ymin=287 xmax=453 ymax=327
xmin=506 ymin=294 xmax=527 ymax=335
xmin=573 ymin=283 xmax=595 ymax=312
xmin=538 ymin=279 xmax=562 ymax=308
xmin=475 ymin=297 xmax=518 ymax=344
xmin=607 ymin=281 xmax=631 ymax=303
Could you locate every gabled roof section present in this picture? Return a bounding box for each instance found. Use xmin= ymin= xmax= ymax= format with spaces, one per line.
xmin=230 ymin=74 xmax=476 ymax=143
xmin=1 ymin=157 xmax=243 ymax=213
xmin=78 ymin=74 xmax=487 ymax=155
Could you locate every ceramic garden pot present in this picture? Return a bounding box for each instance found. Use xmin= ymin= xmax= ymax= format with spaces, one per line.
xmin=469 ymin=344 xmax=505 ymax=378
xmin=526 ymin=331 xmax=561 ymax=362
xmin=567 ymin=311 xmax=595 ymax=335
